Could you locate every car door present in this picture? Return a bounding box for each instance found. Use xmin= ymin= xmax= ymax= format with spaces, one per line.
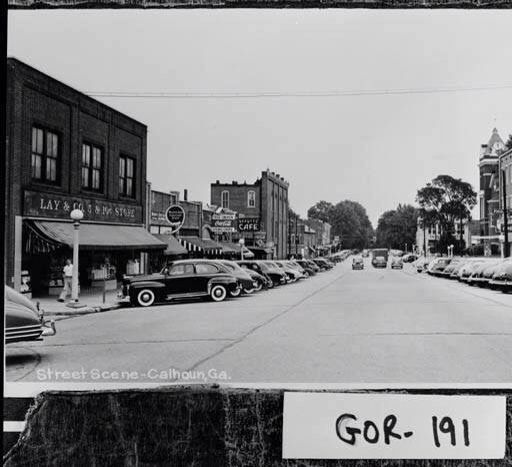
xmin=193 ymin=262 xmax=222 ymax=293
xmin=166 ymin=263 xmax=195 ymax=295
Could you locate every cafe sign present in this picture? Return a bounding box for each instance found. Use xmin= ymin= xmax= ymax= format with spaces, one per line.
xmin=238 ymin=217 xmax=261 ymax=232
xmin=165 ymin=205 xmax=186 ymax=234
xmin=24 ymin=190 xmax=142 ymax=224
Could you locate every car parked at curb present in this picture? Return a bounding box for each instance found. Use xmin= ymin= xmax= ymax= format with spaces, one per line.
xmin=294 ymin=259 xmax=317 ymax=276
xmin=217 ymin=260 xmax=259 ymax=296
xmin=238 ymin=260 xmax=286 ymax=287
xmin=5 ymin=285 xmax=56 ymax=344
xmin=120 ymin=259 xmax=240 ymax=306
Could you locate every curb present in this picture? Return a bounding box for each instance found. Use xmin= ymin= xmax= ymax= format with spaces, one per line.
xmin=44 ymin=302 xmax=121 ymax=317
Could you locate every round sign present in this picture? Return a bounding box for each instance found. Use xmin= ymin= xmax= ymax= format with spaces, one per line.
xmin=165 ymin=205 xmax=185 ymax=234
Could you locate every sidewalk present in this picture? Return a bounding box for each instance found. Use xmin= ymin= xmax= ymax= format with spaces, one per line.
xmin=34 ymin=289 xmax=122 ymax=317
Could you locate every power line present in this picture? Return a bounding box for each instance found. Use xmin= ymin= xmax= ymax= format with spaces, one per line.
xmin=85 ymin=84 xmax=512 ymax=99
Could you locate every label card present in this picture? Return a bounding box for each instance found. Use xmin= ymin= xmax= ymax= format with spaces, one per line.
xmin=282 ymin=393 xmax=506 ymax=459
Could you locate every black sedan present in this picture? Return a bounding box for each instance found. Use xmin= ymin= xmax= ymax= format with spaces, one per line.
xmin=120 ymin=259 xmax=240 ymax=306
xmin=238 ymin=260 xmax=287 ymax=287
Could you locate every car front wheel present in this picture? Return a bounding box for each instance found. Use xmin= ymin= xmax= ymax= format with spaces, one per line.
xmin=229 ymin=287 xmax=242 ymax=297
xmin=136 ymin=289 xmax=156 ymax=307
xmin=210 ymin=285 xmax=228 ymax=302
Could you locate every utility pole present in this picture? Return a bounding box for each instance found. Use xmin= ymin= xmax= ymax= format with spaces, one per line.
xmin=503 ymin=167 xmax=510 ymax=258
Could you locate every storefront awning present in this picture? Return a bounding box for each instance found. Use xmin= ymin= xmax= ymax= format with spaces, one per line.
xmin=32 ymin=221 xmax=166 ymax=250
xmin=153 ymin=234 xmax=189 ymax=256
xmin=219 ymin=242 xmax=255 ymax=258
xmin=178 ymin=236 xmax=223 ymax=254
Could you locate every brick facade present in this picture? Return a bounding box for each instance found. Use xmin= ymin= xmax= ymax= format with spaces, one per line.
xmin=5 ymin=58 xmax=148 ymax=287
xmin=210 ymin=170 xmax=289 ymax=259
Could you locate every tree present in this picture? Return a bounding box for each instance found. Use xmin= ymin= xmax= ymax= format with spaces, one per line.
xmin=307 ymin=201 xmax=334 ymax=223
xmin=375 ymin=204 xmax=418 ymax=250
xmin=416 ymin=175 xmax=477 ymax=254
xmin=307 ymin=199 xmax=374 ymax=249
xmin=506 ymin=134 xmax=512 ymax=150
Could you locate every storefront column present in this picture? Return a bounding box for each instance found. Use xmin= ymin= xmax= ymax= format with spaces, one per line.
xmin=141 ymin=252 xmax=148 ymax=274
xmin=13 ymin=216 xmax=23 ymax=291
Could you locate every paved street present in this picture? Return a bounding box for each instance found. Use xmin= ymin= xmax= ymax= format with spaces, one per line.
xmin=6 ymin=259 xmax=512 ymax=384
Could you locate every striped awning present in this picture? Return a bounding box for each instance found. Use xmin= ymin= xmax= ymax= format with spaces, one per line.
xmin=178 ymin=236 xmax=223 ymax=255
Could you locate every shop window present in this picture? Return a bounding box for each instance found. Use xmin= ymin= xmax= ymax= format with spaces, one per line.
xmin=247 ymin=190 xmax=256 ymax=208
xmin=119 ymin=155 xmax=135 ymax=198
xmin=31 ymin=126 xmax=59 ymax=183
xmin=221 ymin=190 xmax=229 ymax=209
xmin=82 ymin=143 xmax=103 ymax=192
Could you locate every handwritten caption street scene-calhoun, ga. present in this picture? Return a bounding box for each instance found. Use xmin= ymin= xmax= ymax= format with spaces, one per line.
xmin=282 ymin=393 xmax=506 ymax=459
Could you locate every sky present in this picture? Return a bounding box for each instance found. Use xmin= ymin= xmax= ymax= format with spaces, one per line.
xmin=7 ymin=10 xmax=512 ymax=226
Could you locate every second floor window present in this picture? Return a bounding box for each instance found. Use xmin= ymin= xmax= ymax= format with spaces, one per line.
xmin=81 ymin=143 xmax=103 ymax=191
xmin=119 ymin=155 xmax=135 ymax=198
xmin=247 ymin=190 xmax=256 ymax=208
xmin=32 ymin=126 xmax=59 ymax=183
xmin=221 ymin=190 xmax=229 ymax=209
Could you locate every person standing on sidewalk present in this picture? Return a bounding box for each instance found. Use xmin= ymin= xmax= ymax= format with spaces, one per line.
xmin=58 ymin=259 xmax=73 ymax=302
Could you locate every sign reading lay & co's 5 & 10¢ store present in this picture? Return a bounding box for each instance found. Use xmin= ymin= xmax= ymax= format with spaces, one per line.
xmin=23 ymin=190 xmax=143 ymax=224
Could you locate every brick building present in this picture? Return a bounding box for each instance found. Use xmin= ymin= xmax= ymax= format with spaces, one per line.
xmin=210 ymin=170 xmax=289 ymax=259
xmin=476 ymin=128 xmax=505 ymax=255
xmin=5 ymin=58 xmax=164 ymax=296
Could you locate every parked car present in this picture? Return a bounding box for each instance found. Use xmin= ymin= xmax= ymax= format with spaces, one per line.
xmin=467 ymin=260 xmax=497 ymax=286
xmin=439 ymin=259 xmax=463 ymax=278
xmin=489 ymin=261 xmax=512 ymax=293
xmin=237 ymin=263 xmax=272 ymax=290
xmin=352 ymin=257 xmax=364 ymax=270
xmin=312 ymin=258 xmax=333 ymax=270
xmin=120 ymin=259 xmax=240 ymax=306
xmin=272 ymin=261 xmax=303 ymax=282
xmin=458 ymin=260 xmax=485 ymax=282
xmin=402 ymin=253 xmax=418 ymax=263
xmin=217 ymin=260 xmax=259 ymax=295
xmin=373 ymin=256 xmax=387 ymax=268
xmin=414 ymin=257 xmax=431 ymax=273
xmin=391 ymin=257 xmax=403 ymax=269
xmin=238 ymin=260 xmax=286 ymax=287
xmin=295 ymin=259 xmax=318 ymax=276
xmin=5 ymin=285 xmax=56 ymax=344
xmin=427 ymin=258 xmax=452 ymax=276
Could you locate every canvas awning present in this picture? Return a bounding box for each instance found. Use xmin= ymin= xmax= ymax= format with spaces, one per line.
xmin=31 ymin=221 xmax=166 ymax=250
xmin=219 ymin=242 xmax=255 ymax=258
xmin=178 ymin=236 xmax=223 ymax=255
xmin=153 ymin=234 xmax=189 ymax=256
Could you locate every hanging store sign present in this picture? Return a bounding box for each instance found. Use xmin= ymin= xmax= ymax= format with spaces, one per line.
xmin=165 ymin=205 xmax=186 ymax=234
xmin=211 ymin=212 xmax=237 ymax=233
xmin=238 ymin=217 xmax=261 ymax=232
xmin=23 ymin=190 xmax=142 ymax=224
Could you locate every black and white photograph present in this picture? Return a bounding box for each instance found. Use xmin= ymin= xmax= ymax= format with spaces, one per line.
xmin=3 ymin=7 xmax=512 ymax=463
xmin=5 ymin=10 xmax=512 ymax=385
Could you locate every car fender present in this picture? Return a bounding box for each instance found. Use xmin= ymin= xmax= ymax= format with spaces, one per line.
xmin=207 ymin=276 xmax=237 ymax=293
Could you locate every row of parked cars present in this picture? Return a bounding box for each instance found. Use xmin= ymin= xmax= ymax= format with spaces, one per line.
xmin=414 ymin=256 xmax=512 ymax=293
xmin=119 ymin=256 xmax=341 ymax=307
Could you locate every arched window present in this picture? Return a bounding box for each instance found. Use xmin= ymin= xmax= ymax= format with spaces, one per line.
xmin=221 ymin=190 xmax=229 ymax=209
xmin=247 ymin=190 xmax=256 ymax=208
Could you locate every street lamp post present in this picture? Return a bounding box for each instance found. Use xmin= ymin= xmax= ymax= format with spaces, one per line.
xmin=239 ymin=237 xmax=245 ymax=261
xmin=67 ymin=208 xmax=86 ymax=309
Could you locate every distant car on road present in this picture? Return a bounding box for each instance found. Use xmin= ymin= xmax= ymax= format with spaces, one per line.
xmin=373 ymin=256 xmax=387 ymax=268
xmin=5 ymin=285 xmax=56 ymax=344
xmin=120 ymin=259 xmax=240 ymax=306
xmin=391 ymin=257 xmax=403 ymax=269
xmin=352 ymin=257 xmax=364 ymax=270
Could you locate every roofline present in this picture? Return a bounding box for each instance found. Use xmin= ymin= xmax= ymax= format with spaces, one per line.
xmin=7 ymin=57 xmax=147 ymax=129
